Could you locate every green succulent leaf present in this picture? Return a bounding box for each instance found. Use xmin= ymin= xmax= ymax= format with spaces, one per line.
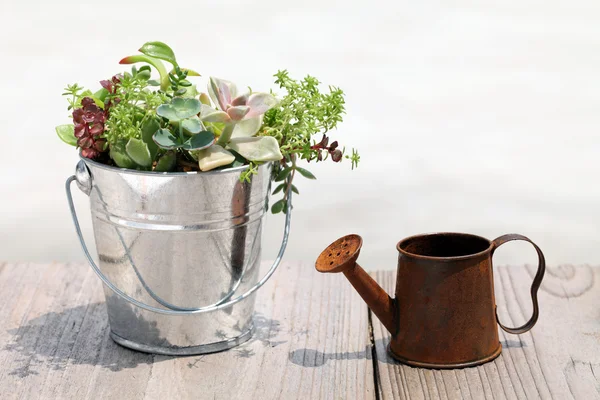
xmin=181 ymin=131 xmax=215 ymax=150
xmin=126 ymin=138 xmax=153 ymax=168
xmin=231 ymin=115 xmax=262 ymax=138
xmin=200 ymin=104 xmax=231 ymax=123
xmin=272 ymin=183 xmax=286 ymax=195
xmin=174 ymin=68 xmax=201 ymax=77
xmin=154 ymin=151 xmax=177 ymax=172
xmin=181 ymin=117 xmax=202 ymax=134
xmin=295 ymin=167 xmax=316 ymax=180
xmin=271 ymin=199 xmax=286 ymax=214
xmin=197 ymin=144 xmax=235 ymax=171
xmin=141 ymin=118 xmax=160 ymax=159
xmin=93 ymin=88 xmax=109 ymax=104
xmin=153 ymin=128 xmax=181 ymax=149
xmin=291 ymin=184 xmax=300 ymax=194
xmin=227 ymin=137 xmax=283 ymax=162
xmin=110 ymin=141 xmax=137 ymax=169
xmin=157 ymin=97 xmax=201 ymax=122
xmin=275 ymin=167 xmax=292 ymax=182
xmin=119 ymin=54 xmax=169 ymax=90
xmin=79 ymin=90 xmax=105 ymax=108
xmin=138 ymin=41 xmax=177 ymax=66
xmin=182 ymin=85 xmax=200 ymax=99
xmin=55 ymin=124 xmax=77 ymax=146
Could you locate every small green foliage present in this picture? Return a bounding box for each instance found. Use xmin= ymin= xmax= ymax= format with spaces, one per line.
xmin=103 ymin=73 xmax=169 ymax=147
xmin=261 ymin=70 xmax=358 ymax=213
xmin=239 ymin=162 xmax=259 ymax=183
xmin=61 ymin=84 xmax=85 ymax=111
xmin=262 ymin=70 xmax=348 ymax=162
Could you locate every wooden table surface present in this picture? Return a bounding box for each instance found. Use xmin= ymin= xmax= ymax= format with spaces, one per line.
xmin=0 ymin=262 xmax=598 ymax=399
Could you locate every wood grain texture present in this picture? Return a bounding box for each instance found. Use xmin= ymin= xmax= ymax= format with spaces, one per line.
xmin=372 ymin=265 xmax=600 ymax=400
xmin=0 ymin=262 xmax=375 ymax=400
xmin=0 ymin=263 xmax=598 ymax=399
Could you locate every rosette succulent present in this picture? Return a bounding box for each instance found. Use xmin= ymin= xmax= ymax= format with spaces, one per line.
xmin=194 ymin=77 xmax=282 ymax=171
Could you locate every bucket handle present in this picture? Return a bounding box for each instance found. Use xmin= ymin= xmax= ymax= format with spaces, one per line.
xmin=65 ymin=170 xmax=292 ymax=316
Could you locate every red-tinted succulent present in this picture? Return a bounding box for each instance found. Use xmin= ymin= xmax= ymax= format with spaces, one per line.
xmin=310 ymin=134 xmax=343 ymax=162
xmin=72 ymin=97 xmax=107 ymax=159
xmin=100 ymin=74 xmax=121 ymax=95
xmin=71 ymin=75 xmax=123 ymax=159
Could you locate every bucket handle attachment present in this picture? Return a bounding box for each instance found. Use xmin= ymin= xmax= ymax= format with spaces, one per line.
xmin=491 ymin=234 xmax=546 ymax=334
xmin=65 ymin=168 xmax=292 ymax=316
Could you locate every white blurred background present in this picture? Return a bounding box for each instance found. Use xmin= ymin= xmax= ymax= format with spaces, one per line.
xmin=1 ymin=0 xmax=598 ymax=270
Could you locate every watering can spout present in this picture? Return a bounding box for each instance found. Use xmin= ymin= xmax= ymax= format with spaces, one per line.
xmin=315 ymin=235 xmax=397 ymax=335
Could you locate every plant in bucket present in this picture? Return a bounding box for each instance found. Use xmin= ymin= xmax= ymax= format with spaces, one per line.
xmin=58 ymin=41 xmax=360 ymax=355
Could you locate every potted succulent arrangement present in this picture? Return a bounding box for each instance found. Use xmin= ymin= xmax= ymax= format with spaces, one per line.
xmin=58 ymin=41 xmax=359 ymax=355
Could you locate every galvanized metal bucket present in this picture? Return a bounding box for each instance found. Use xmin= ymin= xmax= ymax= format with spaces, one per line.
xmin=65 ymin=157 xmax=292 ymax=355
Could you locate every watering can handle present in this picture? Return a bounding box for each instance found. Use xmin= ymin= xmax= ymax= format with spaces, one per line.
xmin=65 ymin=172 xmax=293 ymax=316
xmin=491 ymin=234 xmax=546 ymax=334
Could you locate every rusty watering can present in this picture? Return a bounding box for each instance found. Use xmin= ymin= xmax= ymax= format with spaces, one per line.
xmin=315 ymin=232 xmax=545 ymax=369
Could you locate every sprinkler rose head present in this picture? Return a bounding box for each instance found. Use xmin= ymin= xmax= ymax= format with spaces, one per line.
xmin=315 ymin=234 xmax=362 ymax=274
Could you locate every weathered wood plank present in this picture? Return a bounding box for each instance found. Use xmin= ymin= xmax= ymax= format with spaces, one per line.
xmin=142 ymin=262 xmax=375 ymax=400
xmin=0 ymin=262 xmax=375 ymax=399
xmin=372 ymin=266 xmax=600 ymax=400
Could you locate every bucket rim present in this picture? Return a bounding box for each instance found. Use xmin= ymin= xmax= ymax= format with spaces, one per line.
xmin=80 ymin=153 xmax=266 ymax=177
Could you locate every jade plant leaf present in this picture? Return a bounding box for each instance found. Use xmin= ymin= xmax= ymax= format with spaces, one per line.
xmin=141 ymin=118 xmax=160 ymax=159
xmin=181 ymin=117 xmax=202 ymax=134
xmin=55 ymin=124 xmax=77 ymax=146
xmin=155 ymin=151 xmax=177 ymax=172
xmin=181 ymin=131 xmax=215 ymax=151
xmin=126 ymin=138 xmax=153 ymax=168
xmin=157 ymin=98 xmax=201 ymax=122
xmin=139 ymin=41 xmax=177 ymax=66
xmin=197 ymin=144 xmax=236 ymax=171
xmin=153 ymin=128 xmax=181 ymax=149
xmin=227 ymin=136 xmax=283 ymax=162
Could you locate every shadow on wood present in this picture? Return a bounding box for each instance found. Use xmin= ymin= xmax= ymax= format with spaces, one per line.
xmin=4 ymin=300 xmax=283 ymax=377
xmin=289 ymin=339 xmax=385 ymax=367
xmin=4 ymin=302 xmax=157 ymax=375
